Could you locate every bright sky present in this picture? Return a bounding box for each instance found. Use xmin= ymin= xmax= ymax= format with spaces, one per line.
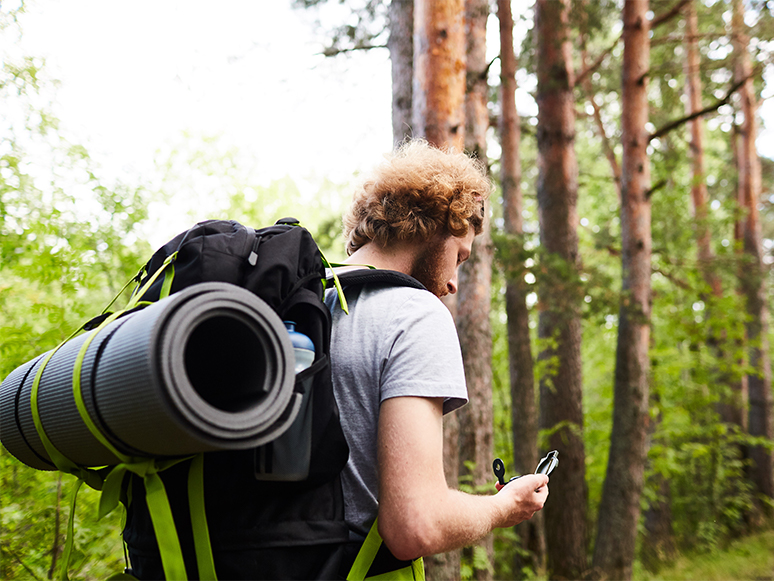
xmin=6 ymin=0 xmax=773 ymax=248
xmin=12 ymin=0 xmax=394 ymax=184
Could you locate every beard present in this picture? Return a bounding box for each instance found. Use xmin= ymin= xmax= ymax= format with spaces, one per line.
xmin=409 ymin=237 xmax=450 ymax=298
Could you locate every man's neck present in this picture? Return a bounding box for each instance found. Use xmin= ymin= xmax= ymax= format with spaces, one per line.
xmin=344 ymin=241 xmax=416 ymax=275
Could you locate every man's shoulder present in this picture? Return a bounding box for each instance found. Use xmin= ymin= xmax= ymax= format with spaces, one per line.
xmin=326 ymin=270 xmax=440 ymax=311
xmin=354 ymin=284 xmax=445 ymax=317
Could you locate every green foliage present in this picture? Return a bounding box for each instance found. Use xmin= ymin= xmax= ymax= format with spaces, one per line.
xmin=149 ymin=131 xmax=350 ymax=261
xmin=635 ymin=524 xmax=774 ymax=581
xmin=0 ymin=452 xmax=126 ymax=580
xmin=0 ymin=12 xmax=150 ymax=578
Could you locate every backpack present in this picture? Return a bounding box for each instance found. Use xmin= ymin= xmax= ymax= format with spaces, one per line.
xmin=0 ymin=217 xmax=427 ymax=580
xmin=121 ymin=217 xmax=351 ymax=580
xmin=123 ymin=219 xmax=430 ymax=581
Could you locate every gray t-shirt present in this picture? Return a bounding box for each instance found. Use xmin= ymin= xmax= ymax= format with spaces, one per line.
xmin=324 ymin=281 xmax=468 ymax=536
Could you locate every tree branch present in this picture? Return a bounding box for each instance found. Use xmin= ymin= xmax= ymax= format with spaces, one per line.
xmin=649 ymin=0 xmax=690 ymax=30
xmin=649 ymin=76 xmax=748 ymax=141
xmin=575 ymin=37 xmax=620 ymax=86
xmin=575 ymin=0 xmax=692 ymax=86
xmin=320 ymin=43 xmax=387 ymax=57
xmin=601 ymin=245 xmax=692 ymax=290
xmin=645 ymin=179 xmax=668 ymax=199
xmin=0 ymin=545 xmax=45 ymax=581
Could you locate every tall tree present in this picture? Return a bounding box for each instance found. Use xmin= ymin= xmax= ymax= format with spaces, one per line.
xmin=577 ymin=1 xmax=622 ymax=202
xmin=389 ymin=0 xmax=414 ymax=144
xmin=682 ymin=0 xmax=746 ymax=434
xmin=684 ymin=0 xmax=720 ymax=300
xmin=413 ymin=0 xmax=466 ymax=152
xmin=497 ymin=0 xmax=543 ymax=575
xmin=412 ymin=2 xmax=466 ymax=578
xmin=592 ymin=1 xmax=652 ymax=579
xmin=456 ymin=1 xmax=494 ymax=579
xmin=731 ymin=0 xmax=774 ymax=507
xmin=534 ymin=0 xmax=587 ymax=578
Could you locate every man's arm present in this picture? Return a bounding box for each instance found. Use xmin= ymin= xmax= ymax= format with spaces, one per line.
xmin=376 ymin=396 xmax=548 ymax=561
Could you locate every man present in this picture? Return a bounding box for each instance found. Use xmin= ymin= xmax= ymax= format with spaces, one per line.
xmin=326 ymin=139 xmax=548 ymax=576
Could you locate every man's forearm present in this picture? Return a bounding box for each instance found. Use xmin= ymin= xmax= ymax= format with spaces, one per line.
xmin=376 ymin=396 xmax=549 ymax=561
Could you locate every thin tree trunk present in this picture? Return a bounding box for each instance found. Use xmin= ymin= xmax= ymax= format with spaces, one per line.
xmin=592 ymin=2 xmax=652 ymax=579
xmin=578 ymin=2 xmax=621 ymax=203
xmin=684 ymin=0 xmax=748 ymax=468
xmin=48 ymin=475 xmax=63 ymax=580
xmin=684 ymin=0 xmax=718 ymax=296
xmin=389 ymin=0 xmax=414 ymax=145
xmin=683 ymin=0 xmax=745 ymax=433
xmin=456 ymin=2 xmax=493 ymax=579
xmin=534 ymin=0 xmax=587 ymax=579
xmin=498 ymin=0 xmax=544 ymax=575
xmin=457 ymin=219 xmax=494 ymax=581
xmin=640 ymin=387 xmax=675 ymax=572
xmin=414 ymin=2 xmax=467 ymax=578
xmin=731 ymin=0 xmax=774 ymax=508
xmin=427 ymin=408 xmax=462 ymax=581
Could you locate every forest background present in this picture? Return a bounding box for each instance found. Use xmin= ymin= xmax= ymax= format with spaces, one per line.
xmin=1 ymin=0 xmax=773 ymax=580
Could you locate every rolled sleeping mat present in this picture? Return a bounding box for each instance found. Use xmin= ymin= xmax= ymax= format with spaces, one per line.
xmin=0 ymin=282 xmax=298 ymax=471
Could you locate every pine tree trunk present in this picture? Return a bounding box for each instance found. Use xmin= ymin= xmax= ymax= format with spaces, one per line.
xmin=534 ymin=0 xmax=587 ymax=578
xmin=389 ymin=0 xmax=414 ymax=146
xmin=426 ymin=409 xmax=462 ymax=581
xmin=457 ymin=3 xmax=494 ymax=579
xmin=578 ymin=2 xmax=621 ymax=202
xmin=683 ymin=0 xmax=746 ymax=433
xmin=640 ymin=392 xmax=675 ymax=572
xmin=48 ymin=475 xmax=63 ymax=580
xmin=413 ymin=2 xmax=467 ymax=578
xmin=457 ymin=221 xmax=494 ymax=581
xmin=731 ymin=0 xmax=774 ymax=507
xmin=684 ymin=0 xmax=717 ymax=295
xmin=412 ymin=0 xmax=466 ymax=152
xmin=592 ymin=2 xmax=652 ymax=579
xmin=498 ymin=0 xmax=544 ymax=575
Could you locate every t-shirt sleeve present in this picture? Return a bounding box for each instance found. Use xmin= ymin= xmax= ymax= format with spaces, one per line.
xmin=379 ymin=291 xmax=468 ymax=414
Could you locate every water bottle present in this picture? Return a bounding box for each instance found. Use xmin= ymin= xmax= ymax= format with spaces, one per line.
xmin=256 ymin=321 xmax=316 ymax=481
xmin=284 ymin=321 xmax=315 ymax=373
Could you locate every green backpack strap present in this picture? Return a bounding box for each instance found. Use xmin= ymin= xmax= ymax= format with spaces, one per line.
xmin=28 ymin=252 xmax=217 ymax=581
xmin=188 ymin=454 xmax=217 ymax=580
xmin=347 ymin=519 xmax=425 ymax=581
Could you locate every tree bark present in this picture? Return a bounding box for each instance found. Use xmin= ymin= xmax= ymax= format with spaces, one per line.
xmin=592 ymin=2 xmax=652 ymax=579
xmin=683 ymin=0 xmax=748 ymax=440
xmin=456 ymin=2 xmax=494 ymax=579
xmin=413 ymin=2 xmax=467 ymax=578
xmin=683 ymin=0 xmax=718 ymax=327
xmin=426 ymin=408 xmax=462 ymax=581
xmin=640 ymin=395 xmax=675 ymax=573
xmin=498 ymin=0 xmax=544 ymax=576
xmin=534 ymin=0 xmax=587 ymax=579
xmin=577 ymin=0 xmax=621 ymax=203
xmin=456 ymin=220 xmax=494 ymax=581
xmin=731 ymin=0 xmax=774 ymax=507
xmin=389 ymin=0 xmax=414 ymax=145
xmin=48 ymin=475 xmax=63 ymax=580
xmin=412 ymin=0 xmax=466 ymax=152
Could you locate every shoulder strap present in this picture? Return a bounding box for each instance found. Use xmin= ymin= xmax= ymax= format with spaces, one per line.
xmin=347 ymin=518 xmax=425 ymax=581
xmin=333 ymin=269 xmax=427 ymax=291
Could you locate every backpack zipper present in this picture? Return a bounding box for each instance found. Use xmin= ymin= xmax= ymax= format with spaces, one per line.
xmin=248 ymin=233 xmax=261 ymax=266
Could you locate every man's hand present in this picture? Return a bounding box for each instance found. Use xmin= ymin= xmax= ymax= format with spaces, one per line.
xmin=494 ymin=474 xmax=549 ymax=527
xmin=378 ymin=396 xmax=550 ymax=560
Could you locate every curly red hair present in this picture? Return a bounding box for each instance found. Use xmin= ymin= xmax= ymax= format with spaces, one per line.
xmin=343 ymin=139 xmax=490 ymax=255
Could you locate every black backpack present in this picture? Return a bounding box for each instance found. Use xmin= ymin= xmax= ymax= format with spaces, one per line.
xmin=122 ymin=218 xmax=351 ymax=580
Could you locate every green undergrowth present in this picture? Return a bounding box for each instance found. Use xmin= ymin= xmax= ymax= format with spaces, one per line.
xmin=636 ymin=526 xmax=774 ymax=581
